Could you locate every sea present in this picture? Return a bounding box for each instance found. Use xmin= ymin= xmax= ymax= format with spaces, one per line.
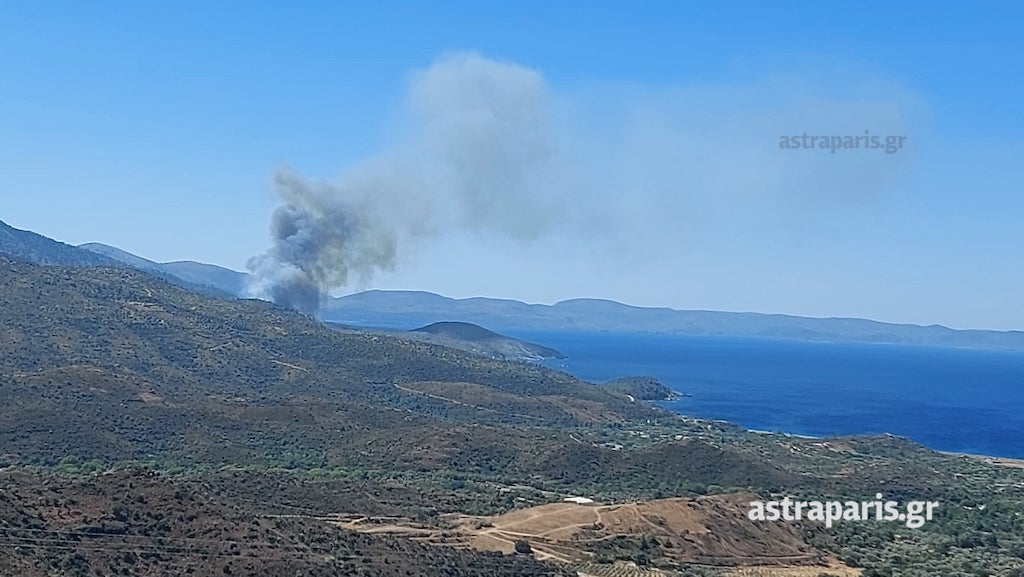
xmin=506 ymin=331 xmax=1024 ymax=460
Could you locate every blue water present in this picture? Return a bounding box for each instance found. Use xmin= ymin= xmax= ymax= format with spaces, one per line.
xmin=509 ymin=331 xmax=1024 ymax=459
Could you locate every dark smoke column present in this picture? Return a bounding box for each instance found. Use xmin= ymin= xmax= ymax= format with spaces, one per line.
xmin=246 ymin=171 xmax=398 ymax=315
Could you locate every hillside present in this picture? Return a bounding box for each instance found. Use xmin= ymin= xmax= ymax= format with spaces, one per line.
xmin=0 ymin=256 xmax=785 ymax=483
xmin=3 ymin=257 xmax=1024 ymax=575
xmin=80 ymin=241 xmax=249 ymax=296
xmin=338 ymin=494 xmax=832 ymax=568
xmin=598 ymin=376 xmax=681 ymax=401
xmin=0 ymin=469 xmax=572 ymax=577
xmin=0 ymin=256 xmax=829 ymax=573
xmin=0 ymin=267 xmax=806 ymax=513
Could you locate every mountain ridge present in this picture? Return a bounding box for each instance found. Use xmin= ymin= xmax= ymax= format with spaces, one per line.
xmin=326 ymin=289 xmax=1024 ymax=350
xmin=4 ymin=219 xmax=1022 ymax=350
xmin=0 ymin=219 xmax=122 ymax=268
xmin=79 ymin=241 xmax=248 ymax=296
xmin=0 ymin=220 xmax=235 ymax=299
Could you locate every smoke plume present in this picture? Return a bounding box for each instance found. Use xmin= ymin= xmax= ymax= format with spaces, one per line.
xmin=249 ymin=52 xmax=916 ymax=314
xmin=247 ymin=53 xmax=565 ymax=312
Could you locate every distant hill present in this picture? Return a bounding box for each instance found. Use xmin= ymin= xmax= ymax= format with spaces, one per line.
xmin=0 ymin=220 xmax=236 ymax=299
xmin=79 ymin=242 xmax=249 ymax=296
xmin=76 ymin=241 xmax=160 ymax=271
xmin=324 ymin=290 xmax=1024 ymax=350
xmin=409 ymin=321 xmax=565 ymax=361
xmin=160 ymin=260 xmax=248 ymax=295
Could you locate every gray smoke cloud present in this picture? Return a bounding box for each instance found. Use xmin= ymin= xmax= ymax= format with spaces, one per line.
xmin=247 ymin=53 xmax=566 ymax=313
xmin=246 ymin=170 xmax=400 ymax=313
xmin=249 ymin=52 xmax=917 ymax=315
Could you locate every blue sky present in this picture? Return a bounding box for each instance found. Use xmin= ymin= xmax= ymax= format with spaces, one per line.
xmin=2 ymin=1 xmax=1022 ymax=329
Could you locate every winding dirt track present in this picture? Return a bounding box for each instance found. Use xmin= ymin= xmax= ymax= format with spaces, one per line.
xmin=331 ymin=495 xmax=845 ymax=570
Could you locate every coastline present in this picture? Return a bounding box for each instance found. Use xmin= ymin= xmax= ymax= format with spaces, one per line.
xmin=747 ymin=428 xmax=819 ymax=439
xmin=535 ymin=331 xmax=1024 ymax=463
xmin=753 ymin=426 xmax=1024 ymax=467
xmin=941 ymin=451 xmax=1024 ymax=469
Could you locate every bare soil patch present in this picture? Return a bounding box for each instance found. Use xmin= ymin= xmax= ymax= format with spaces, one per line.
xmin=339 ymin=493 xmax=854 ymax=571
